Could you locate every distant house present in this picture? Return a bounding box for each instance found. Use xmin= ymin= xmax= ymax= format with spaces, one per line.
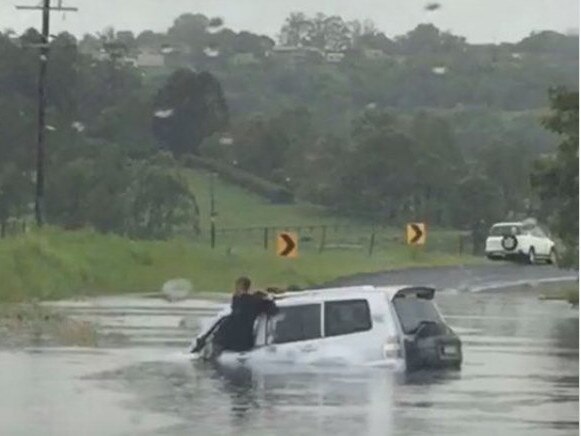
xmin=94 ymin=49 xmax=110 ymax=62
xmin=269 ymin=46 xmax=324 ymax=63
xmin=362 ymin=48 xmax=387 ymax=60
xmin=230 ymin=52 xmax=260 ymax=66
xmin=123 ymin=58 xmax=138 ymax=67
xmin=135 ymin=51 xmax=165 ymax=68
xmin=325 ymin=52 xmax=345 ymax=63
xmin=160 ymin=44 xmax=192 ymax=68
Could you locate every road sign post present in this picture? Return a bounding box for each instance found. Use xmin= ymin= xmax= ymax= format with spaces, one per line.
xmin=319 ymin=226 xmax=327 ymax=253
xmin=277 ymin=232 xmax=298 ymax=258
xmin=368 ymin=229 xmax=376 ymax=256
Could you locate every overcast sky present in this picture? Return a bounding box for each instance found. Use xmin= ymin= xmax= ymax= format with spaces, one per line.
xmin=2 ymin=0 xmax=579 ymax=43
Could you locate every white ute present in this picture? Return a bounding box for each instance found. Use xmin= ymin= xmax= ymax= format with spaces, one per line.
xmin=485 ymin=220 xmax=557 ymax=264
xmin=191 ymin=285 xmax=462 ymax=372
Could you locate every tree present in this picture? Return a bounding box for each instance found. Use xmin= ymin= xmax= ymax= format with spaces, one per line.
xmin=48 ymin=33 xmax=80 ymax=119
xmin=518 ymin=31 xmax=579 ymax=56
xmin=477 ymin=141 xmax=532 ymax=216
xmin=136 ymin=30 xmax=164 ymax=48
xmin=124 ymin=160 xmax=200 ymax=239
xmin=396 ymin=24 xmax=465 ymax=54
xmin=279 ymin=12 xmax=351 ymax=51
xmin=232 ymin=31 xmax=275 ymax=56
xmin=168 ymin=13 xmax=209 ymax=44
xmin=411 ymin=112 xmax=465 ymax=224
xmin=231 ymin=115 xmax=287 ymax=180
xmin=305 ymin=13 xmax=351 ymax=51
xmin=337 ymin=109 xmax=420 ymax=220
xmin=531 ymin=88 xmax=579 ymax=266
xmin=451 ymin=172 xmax=505 ymax=228
xmin=152 ymin=69 xmax=229 ymax=156
xmin=46 ymin=146 xmax=129 ymax=232
xmin=279 ymin=12 xmax=311 ymax=46
xmin=116 ymin=30 xmax=137 ymax=54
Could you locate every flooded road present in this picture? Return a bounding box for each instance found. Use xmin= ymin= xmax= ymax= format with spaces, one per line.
xmin=0 ymin=279 xmax=578 ymax=435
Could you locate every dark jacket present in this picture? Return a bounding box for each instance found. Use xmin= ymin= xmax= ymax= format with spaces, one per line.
xmin=215 ymin=293 xmax=278 ymax=352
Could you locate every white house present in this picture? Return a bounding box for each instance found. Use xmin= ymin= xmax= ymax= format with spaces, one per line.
xmin=135 ymin=51 xmax=165 ymax=68
xmin=325 ymin=52 xmax=345 ymax=63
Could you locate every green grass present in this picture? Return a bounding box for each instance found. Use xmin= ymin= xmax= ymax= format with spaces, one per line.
xmin=183 ymin=167 xmax=471 ymax=254
xmin=183 ymin=167 xmax=344 ymax=230
xmin=0 ymin=167 xmax=479 ymax=301
xmin=539 ymin=288 xmax=579 ymax=306
xmin=0 ymin=228 xmax=479 ymax=302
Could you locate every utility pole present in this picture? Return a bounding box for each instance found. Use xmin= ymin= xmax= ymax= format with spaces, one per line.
xmin=209 ymin=173 xmax=217 ymax=248
xmin=16 ymin=0 xmax=78 ymax=227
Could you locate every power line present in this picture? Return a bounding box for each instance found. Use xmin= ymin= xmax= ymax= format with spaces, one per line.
xmin=15 ymin=0 xmax=78 ymax=227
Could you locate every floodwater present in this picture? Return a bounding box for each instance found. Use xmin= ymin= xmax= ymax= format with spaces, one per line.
xmin=0 ymin=283 xmax=578 ymax=435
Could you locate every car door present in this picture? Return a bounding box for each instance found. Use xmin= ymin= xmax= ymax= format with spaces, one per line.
xmin=521 ymin=223 xmax=536 ymax=252
xmin=533 ymin=226 xmax=551 ymax=256
xmin=318 ymin=298 xmax=384 ymax=363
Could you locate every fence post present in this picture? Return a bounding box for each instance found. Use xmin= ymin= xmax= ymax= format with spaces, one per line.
xmin=263 ymin=227 xmax=269 ymax=250
xmin=368 ymin=230 xmax=376 ymax=256
xmin=319 ymin=226 xmax=327 ymax=253
xmin=210 ymin=219 xmax=216 ymax=248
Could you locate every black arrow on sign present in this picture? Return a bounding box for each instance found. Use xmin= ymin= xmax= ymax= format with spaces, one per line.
xmin=280 ymin=233 xmax=296 ymax=256
xmin=410 ymin=224 xmax=423 ymax=244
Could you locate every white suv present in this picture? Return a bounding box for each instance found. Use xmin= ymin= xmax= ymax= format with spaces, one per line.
xmin=485 ymin=221 xmax=557 ymax=264
xmin=191 ymin=285 xmax=462 ymax=372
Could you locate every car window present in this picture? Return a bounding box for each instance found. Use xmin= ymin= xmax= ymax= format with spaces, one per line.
xmin=324 ymin=300 xmax=372 ymax=337
xmin=392 ymin=296 xmax=443 ymax=334
xmin=532 ymin=227 xmax=546 ymax=238
xmin=523 ymin=224 xmax=535 ymax=234
xmin=269 ymin=304 xmax=321 ymax=344
xmin=489 ymin=225 xmax=522 ymax=236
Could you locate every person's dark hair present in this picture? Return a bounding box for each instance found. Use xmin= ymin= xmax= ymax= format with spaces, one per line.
xmin=235 ymin=276 xmax=251 ymax=294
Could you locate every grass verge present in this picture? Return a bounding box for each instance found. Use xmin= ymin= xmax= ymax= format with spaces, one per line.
xmin=0 ymin=228 xmax=480 ymax=302
xmin=539 ymin=287 xmax=579 ymax=306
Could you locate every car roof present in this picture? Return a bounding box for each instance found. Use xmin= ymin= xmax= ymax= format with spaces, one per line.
xmin=491 ymin=222 xmax=523 ymax=227
xmin=273 ymin=285 xmax=433 ymax=305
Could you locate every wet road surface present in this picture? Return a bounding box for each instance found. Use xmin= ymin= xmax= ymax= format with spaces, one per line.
xmin=0 ymin=265 xmax=578 ymax=436
xmin=325 ymin=263 xmax=578 ymax=291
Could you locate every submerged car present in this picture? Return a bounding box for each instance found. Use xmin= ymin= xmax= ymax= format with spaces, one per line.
xmin=485 ymin=221 xmax=557 ymax=264
xmin=191 ymin=285 xmax=462 ymax=372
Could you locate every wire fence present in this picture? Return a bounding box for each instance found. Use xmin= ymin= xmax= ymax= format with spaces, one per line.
xmin=0 ymin=218 xmax=480 ymax=257
xmin=0 ymin=219 xmax=29 ymax=238
xmin=212 ymin=223 xmax=477 ymax=256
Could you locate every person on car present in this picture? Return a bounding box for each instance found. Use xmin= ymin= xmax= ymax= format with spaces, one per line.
xmin=213 ymin=277 xmax=278 ymax=354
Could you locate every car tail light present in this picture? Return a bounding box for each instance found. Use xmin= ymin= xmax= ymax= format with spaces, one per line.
xmin=383 ymin=336 xmax=402 ymax=359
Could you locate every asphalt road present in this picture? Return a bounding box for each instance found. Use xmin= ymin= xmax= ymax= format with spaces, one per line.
xmin=326 ymin=263 xmax=578 ymax=291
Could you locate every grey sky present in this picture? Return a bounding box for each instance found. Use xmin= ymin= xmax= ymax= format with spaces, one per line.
xmin=2 ymin=0 xmax=579 ymax=43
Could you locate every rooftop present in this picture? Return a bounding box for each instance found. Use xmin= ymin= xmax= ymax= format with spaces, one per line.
xmin=274 ymin=285 xmax=434 ymax=303
xmin=491 ymin=222 xmax=523 ymax=227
